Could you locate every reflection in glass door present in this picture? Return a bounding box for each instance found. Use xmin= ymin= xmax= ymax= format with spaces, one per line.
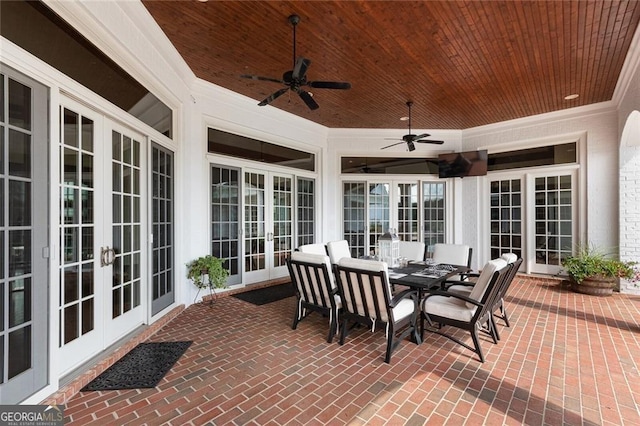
xmin=296 ymin=178 xmax=315 ymax=247
xmin=110 ymin=128 xmax=142 ymax=317
xmin=490 ymin=178 xmax=523 ymax=260
xmin=343 ymin=182 xmax=366 ymax=258
xmin=397 ymin=183 xmax=419 ymax=242
xmin=58 ymin=104 xmax=102 ymax=373
xmin=533 ymin=174 xmax=574 ymax=273
xmin=105 ymin=125 xmax=145 ymax=341
xmin=211 ymin=165 xmax=240 ymax=285
xmin=243 ymin=170 xmax=292 ymax=283
xmin=488 ymin=171 xmax=575 ymax=275
xmin=368 ymin=182 xmax=390 ymax=249
xmin=272 ymin=175 xmax=292 ymax=271
xmin=0 ymin=67 xmax=48 ymax=404
xmin=422 ymin=182 xmax=446 ymax=254
xmin=58 ymin=100 xmax=146 ymax=373
xmin=151 ymin=144 xmax=175 ymax=315
xmin=244 ymin=171 xmax=265 ymax=277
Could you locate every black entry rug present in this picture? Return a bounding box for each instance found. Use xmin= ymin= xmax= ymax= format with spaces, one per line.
xmin=81 ymin=341 xmax=192 ymax=391
xmin=233 ymin=283 xmax=294 ymax=305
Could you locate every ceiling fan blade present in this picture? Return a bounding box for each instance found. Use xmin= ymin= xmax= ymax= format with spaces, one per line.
xmin=412 ymin=133 xmax=430 ymax=140
xmin=384 ymin=138 xmax=403 ymax=141
xmin=292 ymin=57 xmax=311 ymax=80
xmin=307 ymin=81 xmax=351 ymax=90
xmin=258 ymin=87 xmax=289 ymax=106
xmin=297 ymin=90 xmax=319 ymax=110
xmin=240 ymin=74 xmax=283 ymax=84
xmin=415 ymin=139 xmax=445 ymax=145
xmin=381 ymin=141 xmax=406 ymax=150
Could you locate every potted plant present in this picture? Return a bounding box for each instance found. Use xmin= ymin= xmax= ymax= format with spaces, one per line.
xmin=187 ymin=255 xmax=230 ymax=304
xmin=561 ymin=243 xmax=638 ymax=296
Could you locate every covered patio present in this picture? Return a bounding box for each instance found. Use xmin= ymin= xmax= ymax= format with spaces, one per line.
xmin=60 ymin=276 xmax=640 ymax=425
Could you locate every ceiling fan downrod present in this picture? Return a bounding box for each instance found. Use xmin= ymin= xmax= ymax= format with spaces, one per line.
xmin=289 ymin=14 xmax=300 ymax=69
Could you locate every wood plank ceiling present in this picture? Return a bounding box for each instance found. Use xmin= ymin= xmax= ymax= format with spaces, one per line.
xmin=142 ymin=1 xmax=640 ymax=130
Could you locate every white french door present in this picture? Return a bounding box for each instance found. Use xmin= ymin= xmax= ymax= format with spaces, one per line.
xmin=0 ymin=65 xmax=49 ymax=404
xmin=58 ymin=98 xmax=145 ymax=374
xmin=488 ymin=169 xmax=577 ymax=275
xmin=243 ymin=169 xmax=292 ymax=284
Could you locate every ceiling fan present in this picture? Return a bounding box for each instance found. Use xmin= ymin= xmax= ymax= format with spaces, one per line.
xmin=381 ymin=101 xmax=444 ymax=151
xmin=240 ymin=14 xmax=351 ymax=110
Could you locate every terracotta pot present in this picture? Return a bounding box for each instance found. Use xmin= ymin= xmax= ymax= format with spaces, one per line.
xmin=570 ymin=275 xmax=616 ymax=296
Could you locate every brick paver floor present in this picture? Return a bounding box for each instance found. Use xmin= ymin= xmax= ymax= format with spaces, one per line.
xmin=63 ymin=276 xmax=640 ymax=425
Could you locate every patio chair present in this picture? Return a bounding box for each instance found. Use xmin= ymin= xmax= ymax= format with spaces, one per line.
xmin=398 ymin=241 xmax=426 ymax=262
xmin=492 ymin=254 xmax=522 ymax=329
xmin=431 ymin=243 xmax=472 ymax=280
xmin=446 ymin=253 xmax=522 ymax=337
xmin=297 ymin=243 xmax=328 ymax=255
xmin=335 ymin=257 xmax=420 ymax=363
xmin=287 ymin=252 xmax=342 ymax=343
xmin=420 ymin=258 xmax=509 ymax=362
xmin=326 ymin=240 xmax=352 ymax=265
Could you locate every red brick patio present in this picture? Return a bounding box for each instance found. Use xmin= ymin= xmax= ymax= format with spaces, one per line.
xmin=60 ymin=276 xmax=640 ymax=425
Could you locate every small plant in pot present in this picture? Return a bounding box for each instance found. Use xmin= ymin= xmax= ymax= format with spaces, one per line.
xmin=561 ymin=243 xmax=638 ymax=296
xmin=187 ymin=255 xmax=230 ymax=305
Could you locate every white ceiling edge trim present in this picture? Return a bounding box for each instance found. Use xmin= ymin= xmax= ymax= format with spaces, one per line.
xmin=43 ymin=0 xmax=194 ymax=108
xmin=462 ymin=100 xmax=617 ymax=138
xmin=612 ymin=19 xmax=640 ymax=105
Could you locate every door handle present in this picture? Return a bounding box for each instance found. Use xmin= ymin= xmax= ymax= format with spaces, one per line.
xmin=100 ymin=246 xmax=110 ymax=267
xmin=100 ymin=246 xmax=117 ymax=267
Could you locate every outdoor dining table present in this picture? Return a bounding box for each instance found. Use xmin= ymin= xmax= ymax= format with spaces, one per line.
xmin=388 ymin=261 xmax=471 ymax=339
xmin=388 ymin=261 xmax=471 ymax=295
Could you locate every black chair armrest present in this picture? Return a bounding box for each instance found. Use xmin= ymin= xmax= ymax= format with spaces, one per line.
xmin=390 ymin=288 xmax=418 ymax=307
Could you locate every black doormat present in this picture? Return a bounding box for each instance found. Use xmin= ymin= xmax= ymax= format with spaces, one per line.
xmin=233 ymin=283 xmax=294 ymax=305
xmin=81 ymin=341 xmax=192 ymax=391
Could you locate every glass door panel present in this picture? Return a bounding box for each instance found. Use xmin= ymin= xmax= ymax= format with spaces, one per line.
xmin=487 ymin=170 xmax=575 ymax=275
xmin=106 ymin=124 xmax=145 ymax=341
xmin=151 ymin=144 xmax=175 ymax=315
xmin=244 ymin=171 xmax=266 ymax=279
xmin=58 ymin=102 xmax=105 ymax=375
xmin=58 ymin=99 xmax=146 ymax=373
xmin=489 ymin=178 xmax=523 ymax=260
xmin=296 ymin=177 xmax=315 ymax=247
xmin=243 ymin=169 xmax=292 ymax=283
xmin=211 ymin=165 xmax=241 ymax=285
xmin=343 ymin=182 xmax=366 ymax=258
xmin=532 ymin=173 xmax=574 ymax=274
xmin=397 ymin=183 xmax=419 ymax=242
xmin=272 ymin=174 xmax=292 ymax=271
xmin=422 ymin=182 xmax=446 ymax=255
xmin=342 ymin=180 xmax=448 ymax=258
xmin=0 ymin=68 xmax=48 ymax=404
xmin=368 ymin=182 xmax=390 ymax=250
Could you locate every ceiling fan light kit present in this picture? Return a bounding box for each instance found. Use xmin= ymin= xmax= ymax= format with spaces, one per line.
xmin=240 ymin=14 xmax=351 ymax=110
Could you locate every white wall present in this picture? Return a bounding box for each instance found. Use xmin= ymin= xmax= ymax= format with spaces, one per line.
xmin=616 ymin=24 xmax=640 ymax=294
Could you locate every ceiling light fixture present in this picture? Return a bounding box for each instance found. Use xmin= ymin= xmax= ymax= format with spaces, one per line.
xmin=564 ymin=94 xmax=579 ymax=100
xmin=400 ymin=116 xmax=409 ymax=121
